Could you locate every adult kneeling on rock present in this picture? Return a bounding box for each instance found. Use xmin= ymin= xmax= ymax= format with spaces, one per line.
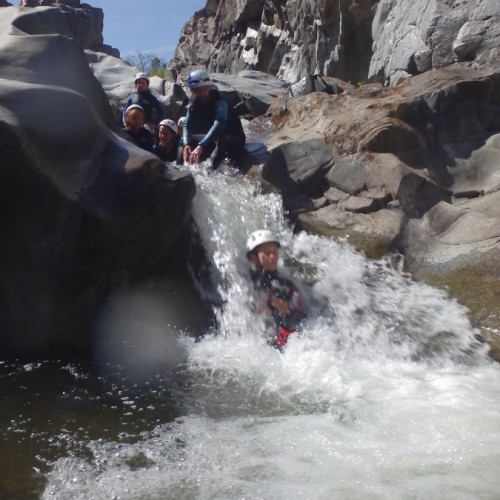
xmin=182 ymin=69 xmax=246 ymax=170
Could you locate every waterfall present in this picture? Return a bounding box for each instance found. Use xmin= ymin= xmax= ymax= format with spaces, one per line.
xmin=34 ymin=166 xmax=500 ymax=499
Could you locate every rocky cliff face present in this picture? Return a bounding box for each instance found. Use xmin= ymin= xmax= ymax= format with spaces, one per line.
xmin=370 ymin=0 xmax=500 ymax=85
xmin=171 ymin=0 xmax=500 ymax=86
xmin=10 ymin=0 xmax=120 ymax=56
xmin=171 ymin=0 xmax=377 ymax=85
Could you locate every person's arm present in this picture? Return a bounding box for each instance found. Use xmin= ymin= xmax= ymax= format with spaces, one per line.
xmin=182 ymin=109 xmax=192 ymax=162
xmin=269 ymin=296 xmax=290 ymax=315
xmin=269 ymin=279 xmax=306 ymax=320
xmin=198 ymin=99 xmax=228 ymax=148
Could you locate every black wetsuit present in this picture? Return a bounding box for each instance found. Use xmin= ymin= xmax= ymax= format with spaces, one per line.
xmin=153 ymin=139 xmax=183 ymax=164
xmin=184 ymin=89 xmax=246 ymax=168
xmin=251 ymin=267 xmax=306 ymax=347
xmin=123 ymin=127 xmax=154 ymax=153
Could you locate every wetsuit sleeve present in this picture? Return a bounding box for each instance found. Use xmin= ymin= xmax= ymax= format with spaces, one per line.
xmin=199 ymin=99 xmax=228 ymax=148
xmin=183 ymin=108 xmax=191 ymax=147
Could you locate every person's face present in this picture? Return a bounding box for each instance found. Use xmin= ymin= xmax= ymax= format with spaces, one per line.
xmin=126 ymin=109 xmax=144 ymax=132
xmin=253 ymin=242 xmax=280 ymax=273
xmin=135 ymin=79 xmax=149 ymax=92
xmin=159 ymin=125 xmax=175 ymax=145
xmin=191 ymin=85 xmax=211 ymax=102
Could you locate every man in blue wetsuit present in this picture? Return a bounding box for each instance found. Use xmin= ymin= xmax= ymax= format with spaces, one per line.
xmin=182 ymin=69 xmax=246 ymax=170
xmin=124 ymin=72 xmax=164 ymax=131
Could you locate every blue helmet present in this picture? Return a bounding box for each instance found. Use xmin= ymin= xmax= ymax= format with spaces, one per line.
xmin=188 ymin=69 xmax=212 ymax=89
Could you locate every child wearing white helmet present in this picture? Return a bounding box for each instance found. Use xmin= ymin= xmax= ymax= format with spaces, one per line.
xmin=246 ymin=230 xmax=306 ymax=349
xmin=122 ymin=104 xmax=154 ymax=152
xmin=153 ymin=119 xmax=183 ymax=164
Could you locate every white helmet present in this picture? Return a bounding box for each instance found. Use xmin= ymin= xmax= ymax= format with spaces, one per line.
xmin=246 ymin=230 xmax=280 ymax=255
xmin=177 ymin=116 xmax=187 ymax=127
xmin=125 ymin=104 xmax=145 ymax=114
xmin=188 ymin=69 xmax=212 ymax=89
xmin=158 ymin=119 xmax=178 ymax=134
xmin=134 ymin=72 xmax=150 ymax=85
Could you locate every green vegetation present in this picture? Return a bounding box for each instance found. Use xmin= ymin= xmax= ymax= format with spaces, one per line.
xmin=125 ymin=50 xmax=168 ymax=78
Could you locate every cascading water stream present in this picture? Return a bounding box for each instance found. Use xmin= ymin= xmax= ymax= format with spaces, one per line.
xmin=36 ymin=165 xmax=500 ymax=499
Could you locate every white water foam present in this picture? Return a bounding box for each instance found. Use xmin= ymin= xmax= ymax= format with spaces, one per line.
xmin=42 ymin=166 xmax=500 ymax=500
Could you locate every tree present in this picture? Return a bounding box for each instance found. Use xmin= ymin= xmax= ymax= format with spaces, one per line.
xmin=125 ymin=51 xmax=168 ymax=78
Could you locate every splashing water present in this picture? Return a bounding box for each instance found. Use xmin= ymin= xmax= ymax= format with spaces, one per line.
xmin=41 ymin=165 xmax=500 ymax=499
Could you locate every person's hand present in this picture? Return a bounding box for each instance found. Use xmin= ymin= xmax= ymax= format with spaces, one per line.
xmin=270 ymin=297 xmax=290 ymax=315
xmin=183 ymin=145 xmax=191 ymax=163
xmin=188 ymin=144 xmax=203 ymax=164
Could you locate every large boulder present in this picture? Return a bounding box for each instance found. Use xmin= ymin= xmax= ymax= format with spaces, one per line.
xmin=6 ymin=1 xmax=120 ymax=56
xmin=211 ymin=70 xmax=288 ymax=117
xmin=0 ymin=7 xmax=196 ymax=357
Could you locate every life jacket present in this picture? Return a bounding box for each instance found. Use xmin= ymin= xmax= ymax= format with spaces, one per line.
xmin=188 ymin=89 xmax=246 ymax=141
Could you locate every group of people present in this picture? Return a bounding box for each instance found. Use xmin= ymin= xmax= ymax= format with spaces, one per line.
xmin=122 ymin=69 xmax=246 ymax=170
xmin=122 ymin=70 xmax=305 ymax=349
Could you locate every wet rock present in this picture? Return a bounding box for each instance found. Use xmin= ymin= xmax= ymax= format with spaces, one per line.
xmin=262 ymin=138 xmax=334 ymax=211
xmin=0 ymin=7 xmax=196 ymax=358
xmin=299 ymin=206 xmax=406 ymax=259
xmin=262 ymin=62 xmax=500 ymax=278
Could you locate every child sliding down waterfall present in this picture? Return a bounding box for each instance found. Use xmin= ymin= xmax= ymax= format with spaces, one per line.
xmin=246 ymin=230 xmax=306 ymax=349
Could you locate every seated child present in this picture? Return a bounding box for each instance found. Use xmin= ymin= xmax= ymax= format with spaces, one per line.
xmin=153 ymin=119 xmax=183 ymax=164
xmin=246 ymin=230 xmax=306 ymax=349
xmin=122 ymin=104 xmax=154 ymax=153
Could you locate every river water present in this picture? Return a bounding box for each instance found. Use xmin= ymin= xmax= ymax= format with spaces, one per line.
xmin=2 ymin=166 xmax=500 ymax=499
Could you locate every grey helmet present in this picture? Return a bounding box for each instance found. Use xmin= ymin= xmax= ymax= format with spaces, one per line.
xmin=188 ymin=69 xmax=212 ymax=89
xmin=246 ymin=230 xmax=280 ymax=256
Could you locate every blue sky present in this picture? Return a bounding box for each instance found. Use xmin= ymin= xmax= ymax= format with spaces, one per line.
xmin=88 ymin=0 xmax=207 ymax=62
